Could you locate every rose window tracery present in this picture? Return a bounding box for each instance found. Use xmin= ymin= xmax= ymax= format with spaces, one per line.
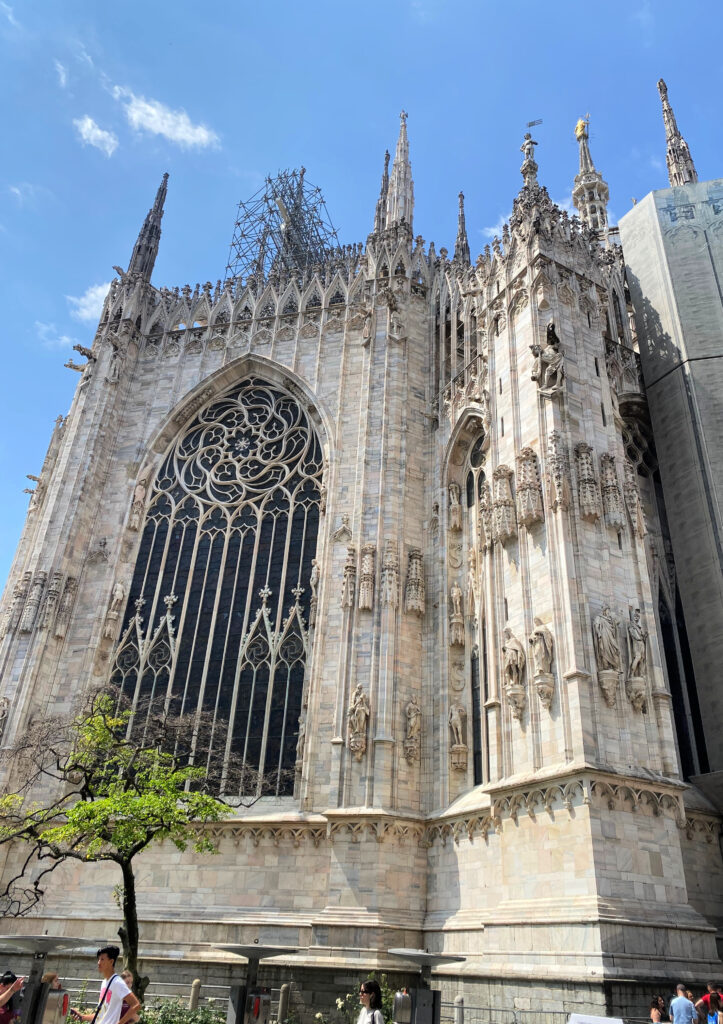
xmin=110 ymin=377 xmax=323 ymax=797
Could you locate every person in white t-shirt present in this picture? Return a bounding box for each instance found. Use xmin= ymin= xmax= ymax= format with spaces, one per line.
xmin=71 ymin=946 xmax=140 ymax=1024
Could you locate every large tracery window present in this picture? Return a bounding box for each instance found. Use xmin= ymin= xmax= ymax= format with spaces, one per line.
xmin=111 ymin=377 xmax=323 ymax=797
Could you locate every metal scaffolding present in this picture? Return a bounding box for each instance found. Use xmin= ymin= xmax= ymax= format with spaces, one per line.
xmin=224 ymin=167 xmax=340 ymax=283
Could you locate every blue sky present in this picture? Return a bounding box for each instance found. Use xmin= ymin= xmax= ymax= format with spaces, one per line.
xmin=0 ymin=0 xmax=720 ymax=583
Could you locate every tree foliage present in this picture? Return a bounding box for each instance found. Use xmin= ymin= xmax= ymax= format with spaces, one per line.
xmin=0 ymin=688 xmax=268 ymax=998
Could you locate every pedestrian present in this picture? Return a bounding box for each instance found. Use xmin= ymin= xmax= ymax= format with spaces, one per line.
xmin=70 ymin=946 xmax=139 ymax=1024
xmin=650 ymin=996 xmax=666 ymax=1023
xmin=0 ymin=972 xmax=24 ymax=1024
xmin=671 ymin=985 xmax=697 ymax=1024
xmin=119 ymin=972 xmax=140 ymax=1024
xmin=696 ymin=987 xmax=722 ymax=1023
xmin=357 ymin=980 xmax=384 ymax=1024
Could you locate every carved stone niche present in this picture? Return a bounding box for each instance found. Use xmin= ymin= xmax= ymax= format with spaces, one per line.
xmin=492 ymin=465 xmax=517 ymax=543
xmin=574 ymin=442 xmax=602 ymax=522
xmin=516 ymin=447 xmax=544 ymax=527
xmin=448 ymin=702 xmax=467 ymax=772
xmin=449 ymin=582 xmax=465 ymax=647
xmin=600 ymin=454 xmax=624 ymax=531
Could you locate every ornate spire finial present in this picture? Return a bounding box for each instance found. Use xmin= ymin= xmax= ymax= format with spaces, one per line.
xmin=385 ymin=110 xmax=414 ymax=232
xmin=127 ymin=171 xmax=169 ymax=282
xmin=572 ymin=114 xmax=609 ymax=240
xmin=373 ymin=149 xmax=391 ymax=233
xmin=454 ymin=191 xmax=470 ymax=265
xmin=520 ymin=132 xmax=538 ymax=186
xmin=657 ymin=78 xmax=698 ymax=187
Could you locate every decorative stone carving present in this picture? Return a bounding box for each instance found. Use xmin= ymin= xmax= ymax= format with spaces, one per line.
xmin=529 ymin=617 xmax=555 ymax=711
xmin=516 ymin=447 xmax=544 ymax=527
xmin=448 ymin=538 xmax=463 ymax=570
xmin=41 ymin=571 xmax=63 ymax=630
xmin=449 ymin=583 xmax=465 ymax=646
xmin=593 ymin=606 xmax=621 ymax=707
xmin=333 ymin=513 xmax=352 ymax=543
xmin=449 ymin=703 xmax=467 ymax=772
xmin=19 ymin=570 xmax=47 ymax=633
xmin=600 ymin=454 xmax=624 ymax=530
xmin=493 ymin=465 xmax=517 ymax=543
xmin=547 ymin=430 xmax=570 ymax=513
xmin=361 ymin=309 xmax=373 ymax=345
xmin=129 ymin=469 xmax=151 ymax=531
xmin=429 ymin=502 xmax=439 ymax=537
xmin=626 ymin=608 xmax=649 ymax=712
xmin=502 ymin=627 xmax=527 ymax=719
xmin=24 ymin=474 xmax=45 ymax=514
xmin=530 ymin=321 xmax=564 ymax=394
xmin=1 ymin=570 xmax=31 ymax=638
xmin=403 ymin=696 xmax=421 ymax=764
xmin=319 ymin=459 xmax=328 ymax=516
xmin=575 ymin=442 xmax=601 ymax=522
xmin=389 ymin=310 xmax=405 ymax=342
xmin=347 ymin=683 xmax=370 ymax=760
xmin=381 ymin=540 xmax=399 ymax=608
xmin=341 ymin=546 xmax=356 ymax=609
xmin=295 ymin=715 xmax=306 ymax=769
xmin=103 ymin=581 xmax=126 ymax=640
xmin=404 ymin=548 xmax=425 ymax=616
xmin=448 ymin=483 xmax=462 ymax=531
xmin=0 ymin=696 xmax=9 ymax=744
xmin=478 ymin=481 xmax=494 ymax=549
xmin=358 ymin=544 xmax=376 ymax=610
xmin=309 ymin=559 xmax=319 ymax=626
xmin=623 ymin=458 xmax=646 ymax=537
xmin=450 ymin=656 xmax=465 ymax=692
xmin=54 ymin=576 xmax=77 ymax=639
xmin=466 ymin=549 xmax=479 ymax=619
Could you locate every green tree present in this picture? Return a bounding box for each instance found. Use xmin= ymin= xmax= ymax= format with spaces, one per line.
xmin=0 ymin=689 xmax=261 ymax=999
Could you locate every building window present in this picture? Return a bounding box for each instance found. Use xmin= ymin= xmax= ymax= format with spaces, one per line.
xmin=110 ymin=377 xmax=323 ymax=798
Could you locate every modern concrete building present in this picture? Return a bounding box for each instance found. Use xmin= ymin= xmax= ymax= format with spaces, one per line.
xmin=1 ymin=85 xmax=721 ymax=1016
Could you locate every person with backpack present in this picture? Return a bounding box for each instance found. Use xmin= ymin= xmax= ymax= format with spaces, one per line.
xmin=357 ymin=981 xmax=384 ymax=1024
xmin=70 ymin=946 xmax=139 ymax=1024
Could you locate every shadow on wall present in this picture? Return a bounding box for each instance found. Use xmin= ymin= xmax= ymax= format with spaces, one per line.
xmin=624 ymin=268 xmax=681 ymax=379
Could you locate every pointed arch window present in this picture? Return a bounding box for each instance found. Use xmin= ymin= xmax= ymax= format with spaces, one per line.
xmin=110 ymin=377 xmax=323 ymax=797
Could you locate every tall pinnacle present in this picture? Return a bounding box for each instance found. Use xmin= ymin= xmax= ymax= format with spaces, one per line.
xmin=657 ymin=79 xmax=698 ymax=187
xmin=385 ymin=111 xmax=414 ymax=232
xmin=373 ymin=150 xmax=390 ymax=233
xmin=454 ymin=192 xmax=470 ymax=264
xmin=572 ymin=116 xmax=609 ymax=239
xmin=127 ymin=172 xmax=169 ymax=281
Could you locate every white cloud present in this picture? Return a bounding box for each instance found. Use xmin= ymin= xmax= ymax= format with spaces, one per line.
xmin=8 ymin=182 xmax=43 ymax=205
xmin=553 ymin=193 xmax=575 ymax=214
xmin=76 ymin=44 xmax=94 ymax=69
xmin=73 ymin=115 xmax=119 ymax=157
xmin=54 ymin=60 xmax=67 ymax=88
xmin=67 ymin=283 xmax=111 ymax=323
xmin=112 ymin=86 xmax=219 ymax=148
xmin=35 ymin=321 xmax=78 ymax=350
xmin=0 ymin=2 xmax=19 ymax=27
xmin=480 ymin=214 xmax=508 ymax=240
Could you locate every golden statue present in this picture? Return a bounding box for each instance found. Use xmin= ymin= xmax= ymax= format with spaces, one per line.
xmin=575 ymin=116 xmax=589 ymax=141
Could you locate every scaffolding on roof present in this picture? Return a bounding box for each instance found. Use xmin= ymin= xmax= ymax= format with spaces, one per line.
xmin=224 ymin=167 xmax=340 ymax=283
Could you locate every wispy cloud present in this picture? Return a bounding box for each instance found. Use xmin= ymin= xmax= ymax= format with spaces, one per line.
xmin=112 ymin=86 xmax=219 ymax=148
xmin=73 ymin=115 xmax=119 ymax=157
xmin=552 ymin=193 xmax=575 ymax=214
xmin=35 ymin=321 xmax=78 ymax=350
xmin=75 ymin=44 xmax=94 ymax=69
xmin=649 ymin=155 xmax=664 ymax=171
xmin=480 ymin=214 xmax=508 ymax=240
xmin=409 ymin=0 xmax=439 ymax=23
xmin=630 ymin=1 xmax=654 ymax=45
xmin=67 ymin=283 xmax=110 ymax=322
xmin=8 ymin=182 xmax=46 ymax=206
xmin=54 ymin=59 xmax=67 ymax=88
xmin=0 ymin=2 xmax=19 ymax=27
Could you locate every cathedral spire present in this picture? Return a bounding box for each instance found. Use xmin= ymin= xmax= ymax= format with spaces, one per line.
xmin=127 ymin=172 xmax=169 ymax=281
xmin=572 ymin=116 xmax=609 ymax=240
xmin=454 ymin=191 xmax=470 ymax=264
xmin=657 ymin=78 xmax=698 ymax=188
xmin=373 ymin=149 xmax=390 ymax=233
xmin=385 ymin=111 xmax=414 ymax=232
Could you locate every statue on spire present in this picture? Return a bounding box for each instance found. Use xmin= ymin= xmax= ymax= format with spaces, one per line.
xmin=657 ymin=78 xmax=698 ymax=188
xmin=572 ymin=115 xmax=609 ymax=241
xmin=520 ymin=132 xmax=538 ymax=186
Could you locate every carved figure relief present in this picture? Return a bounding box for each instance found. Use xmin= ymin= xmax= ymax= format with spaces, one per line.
xmin=347 ymin=683 xmax=370 ymax=761
xmin=358 ymin=544 xmax=376 ymax=610
xmin=516 ymin=448 xmax=544 ymax=527
xmin=1 ymin=570 xmax=31 ymax=638
xmin=530 ymin=321 xmax=565 ymax=394
xmin=449 ymin=703 xmax=468 ymax=772
xmin=309 ymin=559 xmax=319 ymax=626
xmin=381 ymin=540 xmax=399 ymax=608
xmin=466 ymin=549 xmax=479 ymax=619
xmin=600 ymin=454 xmax=624 ymax=530
xmin=449 ymin=583 xmax=465 ymax=647
xmin=626 ymin=608 xmax=648 ymax=712
xmin=295 ymin=716 xmax=306 ymax=768
xmin=42 ymin=571 xmax=63 ymax=630
xmin=502 ymin=627 xmax=527 ymax=719
xmin=103 ymin=581 xmax=126 ymax=640
xmin=429 ymin=502 xmax=440 ymax=537
xmin=0 ymin=696 xmax=9 ymax=744
xmin=547 ymin=430 xmax=570 ymax=513
xmin=478 ymin=481 xmax=494 ymax=549
xmin=341 ymin=546 xmax=357 ymax=609
xmin=362 ymin=309 xmax=373 ymax=345
xmin=623 ymin=459 xmax=646 ymax=538
xmin=404 ymin=548 xmax=425 ymax=616
xmin=403 ymin=696 xmax=421 ymax=764
xmin=389 ymin=310 xmax=405 ymax=341
xmin=575 ymin=442 xmax=601 ymax=522
xmin=448 ymin=483 xmax=462 ymax=531
xmin=529 ymin=617 xmax=555 ymax=710
xmin=129 ymin=470 xmax=150 ymax=531
xmin=493 ymin=465 xmax=517 ymax=543
xmin=54 ymin=577 xmax=77 ymax=639
xmin=19 ymin=571 xmax=47 ymax=634
xmin=593 ymin=606 xmax=621 ymax=707
xmin=333 ymin=514 xmax=352 ymax=543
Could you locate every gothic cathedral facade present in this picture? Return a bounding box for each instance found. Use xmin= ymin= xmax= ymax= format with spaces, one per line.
xmin=1 ymin=87 xmax=721 ymax=1012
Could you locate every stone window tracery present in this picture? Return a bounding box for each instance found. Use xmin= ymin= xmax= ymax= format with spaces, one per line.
xmin=110 ymin=377 xmax=323 ymax=798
